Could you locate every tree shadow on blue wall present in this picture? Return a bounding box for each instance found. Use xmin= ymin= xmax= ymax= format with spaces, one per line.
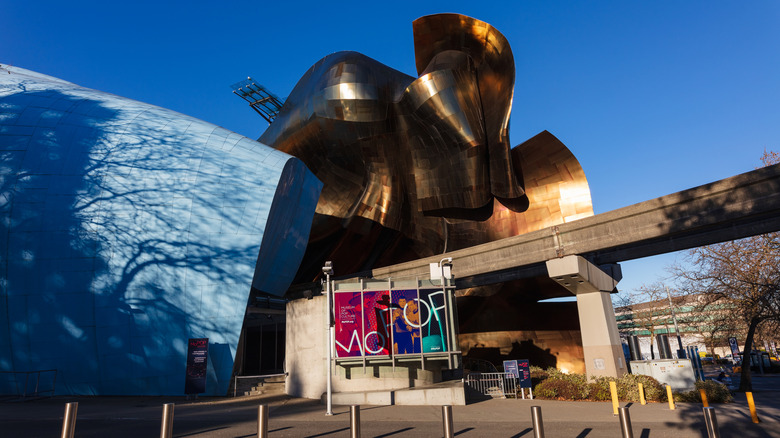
xmin=0 ymin=86 xmax=271 ymax=395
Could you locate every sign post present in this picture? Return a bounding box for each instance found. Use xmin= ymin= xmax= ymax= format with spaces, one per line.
xmin=728 ymin=337 xmax=740 ymax=364
xmin=514 ymin=359 xmax=532 ymax=399
xmin=184 ymin=338 xmax=208 ymax=397
xmin=322 ymin=261 xmax=334 ymax=416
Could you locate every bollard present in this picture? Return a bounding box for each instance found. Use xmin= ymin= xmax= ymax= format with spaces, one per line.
xmin=350 ymin=405 xmax=361 ymax=438
xmin=666 ymin=385 xmax=675 ymax=410
xmin=699 ymin=388 xmax=709 ymax=407
xmin=609 ymin=381 xmax=619 ymax=415
xmin=60 ymin=402 xmax=78 ymax=438
xmin=160 ymin=403 xmax=174 ymax=438
xmin=531 ymin=405 xmax=545 ymax=438
xmin=442 ymin=405 xmax=454 ymax=438
xmin=638 ymin=383 xmax=646 ymax=405
xmin=702 ymin=407 xmax=721 ymax=438
xmin=618 ymin=406 xmax=634 ymax=438
xmin=257 ymin=404 xmax=269 ymax=438
xmin=746 ymin=392 xmax=760 ymax=423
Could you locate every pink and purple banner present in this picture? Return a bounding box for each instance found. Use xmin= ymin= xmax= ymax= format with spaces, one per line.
xmin=334 ymin=289 xmax=448 ymax=358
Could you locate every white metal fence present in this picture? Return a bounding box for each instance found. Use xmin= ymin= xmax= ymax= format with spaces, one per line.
xmin=465 ymin=372 xmax=517 ymax=399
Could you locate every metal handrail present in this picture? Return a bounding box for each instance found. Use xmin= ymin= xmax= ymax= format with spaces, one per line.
xmin=465 ymin=372 xmax=517 ymax=399
xmin=463 ymin=357 xmax=499 ymax=373
xmin=0 ymin=369 xmax=57 ymax=399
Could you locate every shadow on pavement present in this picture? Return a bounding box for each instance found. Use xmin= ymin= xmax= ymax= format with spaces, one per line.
xmin=304 ymin=426 xmax=350 ymax=437
xmin=575 ymin=427 xmax=593 ymax=437
xmin=510 ymin=427 xmax=532 ymax=437
xmin=374 ymin=426 xmax=415 ymax=437
xmin=176 ymin=426 xmax=230 ymax=437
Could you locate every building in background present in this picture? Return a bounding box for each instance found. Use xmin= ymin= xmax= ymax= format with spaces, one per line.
xmin=614 ymin=294 xmax=776 ymax=360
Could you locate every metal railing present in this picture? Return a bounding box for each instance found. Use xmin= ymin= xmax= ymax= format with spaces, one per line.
xmin=462 ymin=357 xmax=499 ymax=373
xmin=232 ymin=373 xmax=287 ymax=397
xmin=465 ymin=372 xmax=517 ymax=399
xmin=0 ymin=369 xmax=57 ymax=400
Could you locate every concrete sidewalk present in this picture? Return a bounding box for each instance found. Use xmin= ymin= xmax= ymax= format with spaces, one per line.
xmin=2 ymin=381 xmax=779 ymax=437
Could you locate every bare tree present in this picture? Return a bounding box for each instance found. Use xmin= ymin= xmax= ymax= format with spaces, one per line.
xmin=756 ymin=318 xmax=780 ymax=354
xmin=683 ymin=294 xmax=738 ymax=355
xmin=675 ymin=151 xmax=780 ymax=391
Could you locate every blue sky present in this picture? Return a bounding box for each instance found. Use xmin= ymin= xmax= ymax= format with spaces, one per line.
xmin=3 ymin=1 xmax=779 ymax=296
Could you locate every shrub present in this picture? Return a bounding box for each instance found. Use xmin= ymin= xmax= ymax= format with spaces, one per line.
xmin=674 ymin=380 xmax=733 ymax=403
xmin=531 ymin=368 xmax=590 ymax=400
xmin=587 ymin=374 xmax=665 ymax=402
xmin=524 ymin=367 xmax=666 ymax=402
xmin=535 ymin=377 xmax=590 ymax=400
xmin=700 ymin=379 xmax=733 ymax=403
xmin=675 ymin=390 xmax=698 ymax=402
xmin=529 ymin=365 xmax=549 ymax=388
xmin=618 ymin=373 xmax=666 ymax=402
xmin=588 ymin=377 xmax=612 ymax=401
xmin=534 ymin=378 xmax=562 ymax=399
xmin=587 ymin=382 xmax=611 ymax=401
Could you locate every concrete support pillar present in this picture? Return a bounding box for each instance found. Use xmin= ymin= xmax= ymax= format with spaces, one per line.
xmin=546 ymin=255 xmax=627 ymax=379
xmin=575 ymin=290 xmax=627 ymax=379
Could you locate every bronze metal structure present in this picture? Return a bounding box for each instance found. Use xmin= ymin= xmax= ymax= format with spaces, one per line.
xmin=259 ymin=13 xmax=594 ymax=286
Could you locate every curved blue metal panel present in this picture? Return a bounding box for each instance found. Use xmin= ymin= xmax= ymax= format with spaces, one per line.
xmin=0 ymin=66 xmax=322 ymax=395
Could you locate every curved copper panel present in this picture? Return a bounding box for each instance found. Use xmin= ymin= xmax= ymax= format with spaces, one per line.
xmin=258 ymin=14 xmax=594 ymax=284
xmin=514 ymin=131 xmax=594 ymax=226
xmin=400 ymin=53 xmax=492 ymax=215
xmin=445 ymin=130 xmax=593 ymax=252
xmin=260 ymin=52 xmax=414 ymax=235
xmin=413 ymin=14 xmax=524 ymax=208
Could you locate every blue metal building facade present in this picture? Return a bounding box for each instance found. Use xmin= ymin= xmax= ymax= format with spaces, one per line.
xmin=0 ymin=67 xmax=322 ymax=395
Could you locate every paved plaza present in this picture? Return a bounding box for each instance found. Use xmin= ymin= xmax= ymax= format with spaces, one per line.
xmin=2 ymin=375 xmax=779 ymax=437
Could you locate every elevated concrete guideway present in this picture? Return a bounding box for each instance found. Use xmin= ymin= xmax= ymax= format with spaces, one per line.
xmin=368 ymin=162 xmax=780 ymax=380
xmin=372 ymin=162 xmax=780 ymax=286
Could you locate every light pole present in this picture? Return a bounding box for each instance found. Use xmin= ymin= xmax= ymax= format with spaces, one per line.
xmin=665 ymin=286 xmax=685 ymax=359
xmin=438 ymin=257 xmax=452 ymax=368
xmin=438 ymin=257 xmax=452 ymax=287
xmin=322 ymin=261 xmax=334 ymax=416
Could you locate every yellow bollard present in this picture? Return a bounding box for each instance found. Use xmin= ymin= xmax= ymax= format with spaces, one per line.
xmin=746 ymin=392 xmax=760 ymax=423
xmin=609 ymin=380 xmax=619 ymax=415
xmin=666 ymin=385 xmax=675 ymax=410
xmin=638 ymin=383 xmax=646 ymax=405
xmin=699 ymin=388 xmax=709 ymax=407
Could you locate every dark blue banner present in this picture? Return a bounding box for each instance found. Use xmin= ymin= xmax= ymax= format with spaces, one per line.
xmin=184 ymin=338 xmax=208 ymax=394
xmin=517 ymin=359 xmax=532 ymax=388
